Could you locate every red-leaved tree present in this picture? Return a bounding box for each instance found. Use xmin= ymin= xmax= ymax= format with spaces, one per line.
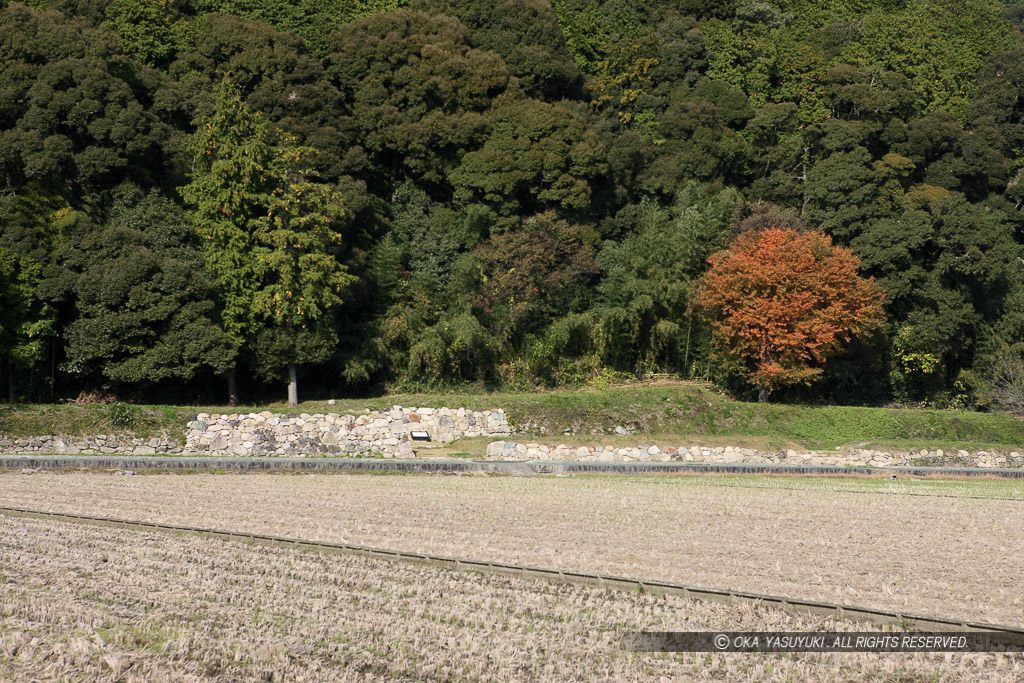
xmin=697 ymin=228 xmax=885 ymax=402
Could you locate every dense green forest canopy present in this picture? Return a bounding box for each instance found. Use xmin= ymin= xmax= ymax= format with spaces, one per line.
xmin=2 ymin=0 xmax=1024 ymax=407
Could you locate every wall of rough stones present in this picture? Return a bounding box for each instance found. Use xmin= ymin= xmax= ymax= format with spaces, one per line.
xmin=0 ymin=406 xmax=511 ymax=458
xmin=484 ymin=441 xmax=1024 ymax=469
xmin=0 ymin=434 xmax=181 ymax=456
xmin=184 ymin=406 xmax=511 ymax=457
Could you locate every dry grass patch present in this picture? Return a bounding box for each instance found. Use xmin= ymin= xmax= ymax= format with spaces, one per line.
xmin=1 ymin=515 xmax=1021 ymax=681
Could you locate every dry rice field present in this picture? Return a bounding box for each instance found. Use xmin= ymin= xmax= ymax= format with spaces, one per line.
xmin=2 ymin=471 xmax=1023 ymax=628
xmin=1 ymin=514 xmax=1022 ymax=681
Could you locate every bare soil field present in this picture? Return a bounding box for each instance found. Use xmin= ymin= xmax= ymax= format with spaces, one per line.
xmin=2 ymin=472 xmax=1022 ymax=627
xmin=1 ymin=515 xmax=1020 ymax=681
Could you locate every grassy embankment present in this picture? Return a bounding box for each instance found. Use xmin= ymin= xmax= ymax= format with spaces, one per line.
xmin=2 ymin=383 xmax=1023 ymax=454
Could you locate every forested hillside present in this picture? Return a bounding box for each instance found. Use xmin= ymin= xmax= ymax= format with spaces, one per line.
xmin=3 ymin=0 xmax=1024 ymax=407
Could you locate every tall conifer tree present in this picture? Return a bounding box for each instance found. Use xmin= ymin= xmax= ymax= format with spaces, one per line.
xmin=183 ymin=79 xmax=354 ymax=405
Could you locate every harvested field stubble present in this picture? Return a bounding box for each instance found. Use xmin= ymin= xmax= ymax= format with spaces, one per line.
xmin=1 ymin=516 xmax=1021 ymax=681
xmin=2 ymin=472 xmax=1023 ymax=626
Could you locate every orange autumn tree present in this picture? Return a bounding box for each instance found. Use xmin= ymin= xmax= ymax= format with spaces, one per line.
xmin=697 ymin=228 xmax=885 ymax=402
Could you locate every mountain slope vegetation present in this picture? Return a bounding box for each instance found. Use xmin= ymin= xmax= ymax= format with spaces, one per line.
xmin=3 ymin=0 xmax=1024 ymax=407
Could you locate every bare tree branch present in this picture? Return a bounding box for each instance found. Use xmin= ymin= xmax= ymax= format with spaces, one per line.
xmin=985 ymin=350 xmax=1024 ymax=413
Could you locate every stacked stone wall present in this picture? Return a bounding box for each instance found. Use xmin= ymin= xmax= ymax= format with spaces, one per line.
xmin=184 ymin=406 xmax=510 ymax=457
xmin=0 ymin=434 xmax=181 ymax=456
xmin=484 ymin=441 xmax=1024 ymax=469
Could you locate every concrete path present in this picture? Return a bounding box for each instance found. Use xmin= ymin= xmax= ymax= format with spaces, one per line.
xmin=2 ymin=455 xmax=1023 ymax=477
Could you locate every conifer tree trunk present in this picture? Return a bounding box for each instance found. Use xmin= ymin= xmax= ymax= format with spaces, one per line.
xmin=8 ymin=363 xmax=15 ymax=403
xmin=683 ymin=310 xmax=692 ymax=377
xmin=287 ymin=363 xmax=298 ymax=407
xmin=227 ymin=372 xmax=239 ymax=406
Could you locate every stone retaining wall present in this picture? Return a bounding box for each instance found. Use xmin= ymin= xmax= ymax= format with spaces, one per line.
xmin=0 ymin=406 xmax=511 ymax=458
xmin=484 ymin=441 xmax=1024 ymax=469
xmin=0 ymin=434 xmax=182 ymax=455
xmin=184 ymin=406 xmax=511 ymax=457
xmin=2 ymin=404 xmax=1022 ymax=468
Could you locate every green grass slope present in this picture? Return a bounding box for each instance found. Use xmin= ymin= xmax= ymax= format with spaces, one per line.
xmin=2 ymin=383 xmax=1023 ymax=452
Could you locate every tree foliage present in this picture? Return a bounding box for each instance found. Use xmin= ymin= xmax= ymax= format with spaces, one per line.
xmin=326 ymin=10 xmax=516 ymax=198
xmin=697 ymin=228 xmax=886 ymax=401
xmin=0 ymin=3 xmax=162 ymax=192
xmin=472 ymin=212 xmax=598 ymax=354
xmin=41 ymin=188 xmax=234 ymax=386
xmin=0 ymin=247 xmax=53 ymax=395
xmin=182 ymin=78 xmax=353 ymax=402
xmin=451 ymin=99 xmax=608 ymax=225
xmin=181 ymin=78 xmax=273 ymax=347
xmin=5 ymin=0 xmax=1024 ymax=406
xmin=410 ymin=0 xmax=583 ymax=100
xmin=596 ymin=184 xmax=740 ymax=374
